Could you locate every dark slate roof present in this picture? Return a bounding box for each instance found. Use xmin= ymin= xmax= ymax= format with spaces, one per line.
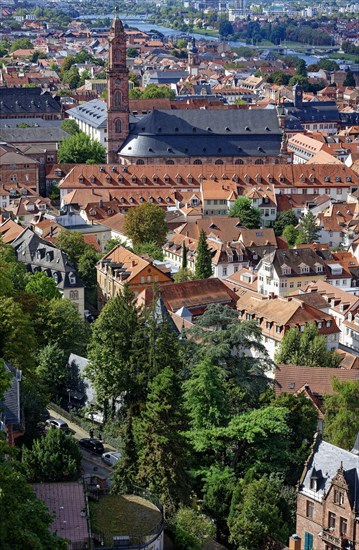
xmin=280 ymin=100 xmax=341 ymax=130
xmin=147 ymin=71 xmax=188 ymax=85
xmin=11 ymin=227 xmax=83 ymax=290
xmin=300 ymin=436 xmax=359 ymax=512
xmin=120 ymin=108 xmax=282 ymax=158
xmin=67 ymin=99 xmax=107 ymax=129
xmin=0 ymin=118 xmax=63 ymax=128
xmin=0 ymin=127 xmax=68 ymax=144
xmin=0 ymin=88 xmax=61 ymax=116
xmin=1 ymin=362 xmax=21 ymax=426
xmin=258 ymin=248 xmax=326 ymax=277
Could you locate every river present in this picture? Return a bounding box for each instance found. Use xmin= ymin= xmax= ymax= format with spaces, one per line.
xmin=79 ymin=13 xmax=319 ymax=65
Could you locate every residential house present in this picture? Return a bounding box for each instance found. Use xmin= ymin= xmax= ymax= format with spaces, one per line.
xmin=12 ymin=228 xmax=85 ymax=316
xmin=296 ymin=434 xmax=359 ymax=550
xmin=316 ymin=203 xmax=359 ymax=248
xmin=97 ymin=245 xmax=173 ymax=308
xmin=157 ymin=278 xmax=239 ymax=322
xmin=0 ymin=362 xmax=22 ymax=447
xmin=274 ymin=364 xmax=359 ymax=432
xmin=0 ymin=143 xmax=39 ymax=195
xmin=257 ymin=248 xmax=327 ymax=297
xmin=236 ymin=293 xmax=340 ymax=362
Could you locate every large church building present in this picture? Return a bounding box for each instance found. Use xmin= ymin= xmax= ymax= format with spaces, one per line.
xmin=103 ymin=13 xmax=289 ymax=166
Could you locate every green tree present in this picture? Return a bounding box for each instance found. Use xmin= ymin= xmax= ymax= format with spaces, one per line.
xmin=283 ymin=225 xmax=299 ymax=247
xmin=111 ymin=413 xmax=137 ymax=494
xmin=229 ymin=196 xmax=261 ymax=229
xmin=22 ymin=428 xmax=82 ymax=482
xmin=189 ymin=304 xmax=272 ymax=410
xmin=324 ymin=378 xmax=359 ymax=450
xmin=0 ymin=296 xmax=36 ymax=371
xmin=104 ymin=237 xmax=122 ymax=253
xmin=36 ymin=343 xmax=68 ymax=399
xmin=61 ymin=66 xmax=80 ymax=89
xmin=296 ymin=58 xmax=307 ymax=77
xmin=171 ymin=507 xmax=215 ymax=550
xmin=0 ymin=441 xmax=66 ymax=549
xmin=275 ymin=322 xmax=341 ymax=369
xmin=127 ymin=48 xmax=139 ymax=57
xmin=133 ymin=241 xmax=164 ymax=261
xmin=60 ymin=54 xmax=75 ymax=75
xmin=40 ymin=298 xmax=87 ymax=357
xmin=77 ymin=246 xmax=100 ymax=305
xmin=86 ymin=285 xmax=140 ymax=409
xmin=61 ymin=118 xmax=80 ymax=135
xmin=10 ymin=37 xmax=33 ymax=52
xmin=184 ymin=358 xmax=228 ymax=431
xmin=219 ymin=20 xmax=234 ymax=36
xmin=58 ymin=132 xmax=106 ymax=164
xmin=25 ymin=272 xmax=61 ymax=300
xmin=174 ymin=267 xmax=195 ymax=283
xmin=56 ymin=229 xmax=87 ymax=265
xmin=195 ymin=229 xmax=212 ymax=279
xmin=273 ymin=210 xmax=298 ymax=236
xmin=136 ymin=367 xmax=190 ymax=509
xmin=0 ymin=240 xmax=28 ymax=292
xmin=228 ymin=475 xmax=295 ymax=550
xmin=344 ymin=70 xmax=355 ymax=87
xmin=296 ymin=211 xmax=320 ymax=244
xmin=124 ymin=203 xmax=167 ymax=247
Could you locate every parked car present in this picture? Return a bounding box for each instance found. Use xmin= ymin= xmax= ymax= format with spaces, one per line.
xmin=102 ymin=451 xmax=121 ymax=466
xmin=45 ymin=418 xmax=69 ymax=430
xmin=84 ymin=309 xmax=96 ymax=323
xmin=78 ymin=438 xmax=104 ymax=455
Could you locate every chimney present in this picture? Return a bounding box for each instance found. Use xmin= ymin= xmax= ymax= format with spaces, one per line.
xmin=289 ymin=534 xmax=301 ymax=550
xmin=131 ymin=260 xmax=136 ymax=268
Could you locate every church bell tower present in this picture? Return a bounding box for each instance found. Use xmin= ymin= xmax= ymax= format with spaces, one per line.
xmin=107 ymin=9 xmax=129 ymax=164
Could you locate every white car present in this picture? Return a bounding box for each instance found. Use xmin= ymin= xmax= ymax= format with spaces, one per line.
xmin=102 ymin=451 xmax=121 ymax=466
xmin=45 ymin=418 xmax=69 ymax=430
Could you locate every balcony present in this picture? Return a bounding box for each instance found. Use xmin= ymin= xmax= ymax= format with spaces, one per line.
xmin=319 ymin=527 xmax=341 ymax=546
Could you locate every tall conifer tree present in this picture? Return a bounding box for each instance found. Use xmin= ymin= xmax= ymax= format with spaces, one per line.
xmin=195 ymin=230 xmax=212 ymax=279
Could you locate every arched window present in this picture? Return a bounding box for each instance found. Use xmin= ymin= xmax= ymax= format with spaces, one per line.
xmin=235 ymin=159 xmax=244 ymax=165
xmin=114 ymin=49 xmax=121 ymax=62
xmin=136 ymin=159 xmax=145 ymax=165
xmin=193 ymin=159 xmax=202 ymax=165
xmin=165 ymin=159 xmax=174 ymax=165
xmin=255 ymin=159 xmax=264 ymax=165
xmin=114 ymin=91 xmax=122 ymax=107
xmin=215 ymin=159 xmax=224 ymax=165
xmin=115 ymin=119 xmax=121 ymax=133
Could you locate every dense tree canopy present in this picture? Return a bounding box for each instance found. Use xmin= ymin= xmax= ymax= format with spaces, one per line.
xmin=229 ymin=196 xmax=261 ymax=229
xmin=22 ymin=428 xmax=82 ymax=482
xmin=195 ymin=229 xmax=212 ymax=280
xmin=123 ymin=203 xmax=168 ymax=247
xmin=58 ymin=132 xmax=106 ymax=164
xmin=324 ymin=378 xmax=359 ymax=450
xmin=25 ymin=272 xmax=61 ymax=300
xmin=275 ymin=322 xmax=341 ymax=369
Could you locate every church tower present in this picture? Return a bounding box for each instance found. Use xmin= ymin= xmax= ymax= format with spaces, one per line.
xmin=107 ymin=10 xmax=129 ymax=164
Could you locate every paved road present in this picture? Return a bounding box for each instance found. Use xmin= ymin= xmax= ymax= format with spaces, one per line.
xmin=48 ymin=408 xmax=117 ymax=482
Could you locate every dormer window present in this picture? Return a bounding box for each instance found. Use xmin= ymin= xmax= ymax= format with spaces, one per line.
xmin=153 ymin=175 xmax=158 ymax=183
xmin=300 ymin=264 xmax=310 ymax=274
xmin=118 ymin=175 xmax=123 ymax=183
xmin=188 ymin=176 xmax=193 ymax=184
xmin=141 ymin=176 xmax=146 ymax=184
xmin=139 ymin=197 xmax=144 ymax=203
xmin=131 ymin=176 xmax=137 ymax=183
xmin=158 ymin=197 xmax=162 ymax=203
xmin=310 ymin=476 xmax=318 ymax=491
xmin=106 ymin=175 xmax=111 ymax=182
xmin=129 ymin=197 xmax=134 ymax=203
xmin=282 ymin=265 xmax=291 ymax=275
xmin=176 ymin=176 xmax=181 ymax=184
xmin=164 ymin=175 xmax=170 ymax=184
xmin=150 ymin=197 xmax=154 ymax=203
xmin=69 ymin=272 xmax=76 ymax=285
xmin=326 ymin=320 xmax=332 ymax=328
xmin=315 ymin=264 xmax=323 ymax=273
xmin=53 ymin=272 xmax=58 ymax=284
xmin=90 ymin=176 xmax=96 ymax=184
xmin=45 ymin=252 xmax=53 ymax=262
xmin=317 ymin=321 xmax=323 ymax=329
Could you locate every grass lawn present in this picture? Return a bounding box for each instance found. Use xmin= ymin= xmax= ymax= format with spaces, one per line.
xmin=193 ymin=27 xmax=219 ymax=37
xmin=90 ymin=494 xmax=162 ymax=546
xmin=329 ymin=53 xmax=359 ymax=62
